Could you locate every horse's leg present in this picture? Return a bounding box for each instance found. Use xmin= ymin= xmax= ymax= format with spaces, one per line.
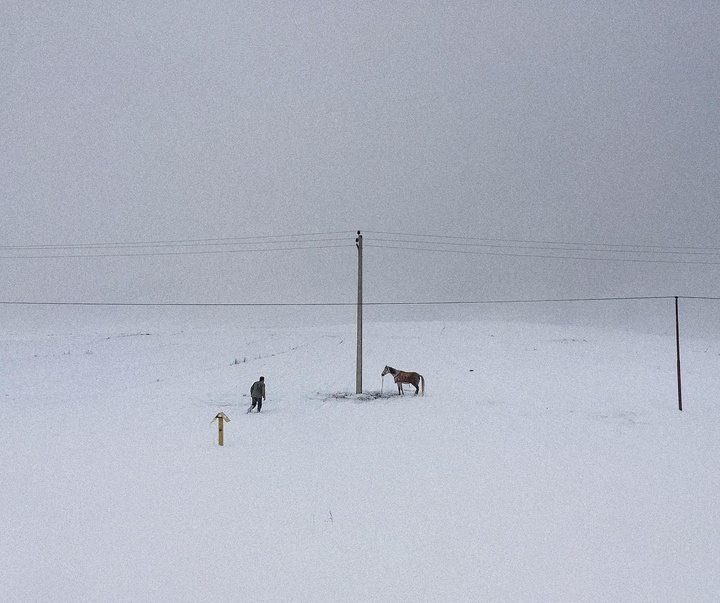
xmin=413 ymin=380 xmax=419 ymax=395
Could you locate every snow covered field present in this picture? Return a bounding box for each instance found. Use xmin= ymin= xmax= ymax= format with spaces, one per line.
xmin=2 ymin=309 xmax=719 ymax=602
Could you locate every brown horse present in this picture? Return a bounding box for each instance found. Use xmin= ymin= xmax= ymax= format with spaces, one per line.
xmin=382 ymin=365 xmax=425 ymax=396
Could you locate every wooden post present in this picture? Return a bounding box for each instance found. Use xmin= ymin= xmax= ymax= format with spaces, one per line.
xmin=356 ymin=231 xmax=363 ymax=394
xmin=675 ymin=297 xmax=683 ymax=411
xmin=212 ymin=412 xmax=230 ymax=445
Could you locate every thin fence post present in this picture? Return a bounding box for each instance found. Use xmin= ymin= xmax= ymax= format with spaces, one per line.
xmin=356 ymin=232 xmax=363 ymax=394
xmin=675 ymin=296 xmax=683 ymax=412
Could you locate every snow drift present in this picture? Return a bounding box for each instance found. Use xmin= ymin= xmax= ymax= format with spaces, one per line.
xmin=2 ymin=313 xmax=719 ymax=602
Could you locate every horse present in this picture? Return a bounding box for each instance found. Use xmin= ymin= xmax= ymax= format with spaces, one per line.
xmin=381 ymin=365 xmax=425 ymax=396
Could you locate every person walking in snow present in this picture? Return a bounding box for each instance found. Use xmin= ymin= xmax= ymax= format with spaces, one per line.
xmin=248 ymin=376 xmax=266 ymax=413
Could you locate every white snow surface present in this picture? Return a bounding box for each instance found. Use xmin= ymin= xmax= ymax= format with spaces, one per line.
xmin=2 ymin=314 xmax=719 ymax=602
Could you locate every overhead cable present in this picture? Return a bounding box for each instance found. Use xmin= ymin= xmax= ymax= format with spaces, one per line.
xmin=365 ymin=244 xmax=720 ymax=266
xmin=363 ymin=230 xmax=720 ymax=252
xmin=0 ymin=295 xmax=681 ymax=307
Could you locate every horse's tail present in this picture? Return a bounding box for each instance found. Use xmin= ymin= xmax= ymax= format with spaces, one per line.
xmin=420 ymin=374 xmax=425 ymax=396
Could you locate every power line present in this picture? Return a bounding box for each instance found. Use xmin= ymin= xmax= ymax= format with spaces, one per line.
xmin=367 ymin=296 xmax=677 ymax=305
xmin=0 ymin=231 xmax=354 ymax=250
xmin=677 ymin=296 xmax=720 ymax=301
xmin=0 ymin=238 xmax=350 ymax=252
xmin=0 ymin=295 xmax=680 ymax=307
xmin=363 ymin=230 xmax=720 ymax=253
xmin=366 ymin=243 xmax=720 ymax=266
xmin=0 ymin=231 xmax=356 ymax=259
xmin=368 ymin=237 xmax=720 ymax=258
xmin=5 ymin=229 xmax=718 ymax=265
xmin=0 ymin=244 xmax=353 ymax=260
xmin=0 ymin=300 xmax=353 ymax=307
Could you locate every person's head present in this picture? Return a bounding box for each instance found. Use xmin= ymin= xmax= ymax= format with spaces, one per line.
xmin=259 ymin=376 xmax=264 ymax=382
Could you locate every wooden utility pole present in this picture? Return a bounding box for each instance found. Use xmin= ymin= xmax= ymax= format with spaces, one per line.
xmin=675 ymin=296 xmax=683 ymax=411
xmin=356 ymin=231 xmax=363 ymax=394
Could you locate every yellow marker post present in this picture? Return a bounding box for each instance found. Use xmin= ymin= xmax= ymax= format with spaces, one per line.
xmin=212 ymin=412 xmax=230 ymax=446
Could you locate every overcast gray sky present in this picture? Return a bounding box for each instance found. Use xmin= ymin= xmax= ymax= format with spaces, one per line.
xmin=2 ymin=1 xmax=720 ymax=320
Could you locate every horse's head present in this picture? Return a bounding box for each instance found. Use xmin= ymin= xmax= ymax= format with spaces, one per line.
xmin=381 ymin=366 xmax=392 ymax=376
